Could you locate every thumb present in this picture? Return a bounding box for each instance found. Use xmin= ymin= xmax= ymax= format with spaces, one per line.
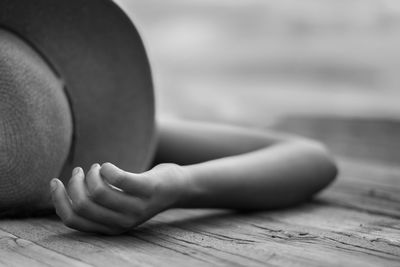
xmin=100 ymin=163 xmax=151 ymax=197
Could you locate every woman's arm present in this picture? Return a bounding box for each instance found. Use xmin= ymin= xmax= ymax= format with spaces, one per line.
xmin=50 ymin=119 xmax=337 ymax=234
xmin=155 ymin=119 xmax=338 ymax=209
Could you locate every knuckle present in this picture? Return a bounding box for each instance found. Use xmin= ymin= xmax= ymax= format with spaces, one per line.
xmin=153 ymin=163 xmax=181 ymax=174
xmin=153 ymin=163 xmax=172 ymax=170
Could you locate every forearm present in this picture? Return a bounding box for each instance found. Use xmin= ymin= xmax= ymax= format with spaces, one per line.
xmin=155 ymin=119 xmax=337 ymax=210
xmin=154 ymin=119 xmax=299 ymax=166
xmin=174 ymin=141 xmax=337 ymax=210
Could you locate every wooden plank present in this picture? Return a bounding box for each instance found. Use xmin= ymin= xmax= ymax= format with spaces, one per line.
xmin=0 ymin=217 xmax=236 ymax=267
xmin=1 ymin=179 xmax=399 ymax=267
xmin=0 ymin=208 xmax=399 ymax=267
xmin=0 ymin=229 xmax=90 ymax=267
xmin=318 ymin=157 xmax=400 ymax=219
xmin=148 ymin=207 xmax=400 ymax=267
xmin=0 ymin=152 xmax=398 ymax=266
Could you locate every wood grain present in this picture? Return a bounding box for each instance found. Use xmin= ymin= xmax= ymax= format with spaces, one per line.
xmin=0 ymin=156 xmax=399 ymax=266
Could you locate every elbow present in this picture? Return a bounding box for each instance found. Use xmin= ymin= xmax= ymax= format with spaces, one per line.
xmin=298 ymin=139 xmax=339 ymax=190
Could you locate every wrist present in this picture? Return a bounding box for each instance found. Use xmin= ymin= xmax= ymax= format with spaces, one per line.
xmin=151 ymin=163 xmax=190 ymax=209
xmin=173 ymin=165 xmax=204 ymax=208
xmin=168 ymin=164 xmax=193 ymax=208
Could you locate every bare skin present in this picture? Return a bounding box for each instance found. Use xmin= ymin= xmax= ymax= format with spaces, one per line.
xmin=50 ymin=119 xmax=338 ymax=235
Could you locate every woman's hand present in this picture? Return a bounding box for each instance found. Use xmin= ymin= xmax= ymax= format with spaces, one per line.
xmin=50 ymin=163 xmax=187 ymax=235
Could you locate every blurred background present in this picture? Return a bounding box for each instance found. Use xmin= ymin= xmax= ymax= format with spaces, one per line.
xmin=116 ymin=0 xmax=400 ymax=164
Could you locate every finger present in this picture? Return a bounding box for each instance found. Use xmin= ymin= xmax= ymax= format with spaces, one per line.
xmin=100 ymin=162 xmax=152 ymax=197
xmin=50 ymin=178 xmax=121 ymax=235
xmin=85 ymin=164 xmax=145 ymax=216
xmin=67 ymin=165 xmax=137 ymax=229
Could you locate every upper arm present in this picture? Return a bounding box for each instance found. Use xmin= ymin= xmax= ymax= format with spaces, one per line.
xmin=153 ymin=118 xmax=303 ymax=165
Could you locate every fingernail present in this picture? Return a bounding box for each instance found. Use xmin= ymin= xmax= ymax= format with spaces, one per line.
xmin=105 ymin=162 xmax=117 ymax=169
xmin=91 ymin=163 xmax=100 ymax=169
xmin=50 ymin=179 xmax=58 ymax=192
xmin=72 ymin=167 xmax=80 ymax=176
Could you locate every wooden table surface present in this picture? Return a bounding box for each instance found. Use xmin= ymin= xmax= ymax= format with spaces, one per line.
xmin=1 ymin=1 xmax=400 ymax=266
